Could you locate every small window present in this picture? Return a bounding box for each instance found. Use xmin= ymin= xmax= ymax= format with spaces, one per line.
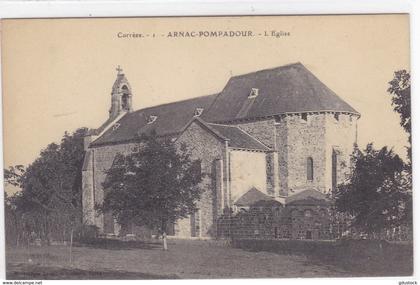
xmin=304 ymin=210 xmax=313 ymax=218
xmin=249 ymin=88 xmax=259 ymax=98
xmin=307 ymin=157 xmax=314 ymax=181
xmin=112 ymin=123 xmax=120 ymax=130
xmin=194 ymin=107 xmax=204 ymax=117
xmin=334 ymin=113 xmax=340 ymax=121
xmin=274 ymin=115 xmax=282 ymax=123
xmin=301 ymin=113 xmax=307 ymax=121
xmin=147 ymin=115 xmax=157 ymax=124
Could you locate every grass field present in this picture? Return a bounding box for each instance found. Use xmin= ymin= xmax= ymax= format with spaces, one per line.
xmin=6 ymin=239 xmax=412 ymax=279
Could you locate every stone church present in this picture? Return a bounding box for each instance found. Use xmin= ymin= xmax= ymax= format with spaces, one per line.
xmin=82 ymin=62 xmax=360 ymax=240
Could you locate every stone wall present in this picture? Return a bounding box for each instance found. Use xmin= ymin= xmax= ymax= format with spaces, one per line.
xmin=274 ymin=116 xmax=289 ymax=196
xmin=277 ymin=114 xmax=328 ymax=194
xmin=83 ymin=142 xmax=137 ymax=233
xmin=230 ymin=113 xmax=357 ymax=197
xmin=265 ymin=152 xmax=276 ymax=195
xmin=217 ymin=203 xmax=333 ymax=240
xmin=176 ymin=121 xmax=226 ymax=237
xmin=324 ymin=113 xmax=358 ymax=192
xmin=82 ymin=155 xmax=95 ymax=225
xmin=287 ymin=205 xmax=332 ymax=240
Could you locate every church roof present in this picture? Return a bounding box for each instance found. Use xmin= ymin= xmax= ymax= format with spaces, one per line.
xmin=203 ymin=62 xmax=359 ymax=122
xmin=234 ymin=187 xmax=279 ymax=207
xmin=286 ymin=189 xmax=330 ymax=206
xmin=91 ymin=94 xmax=217 ymax=146
xmin=205 ymin=122 xmax=270 ymax=151
xmin=234 ymin=188 xmax=330 ymax=208
xmin=91 ymin=62 xmax=359 ymax=147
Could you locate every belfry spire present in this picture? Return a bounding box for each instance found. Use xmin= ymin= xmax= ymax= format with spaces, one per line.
xmin=109 ymin=66 xmax=133 ymax=119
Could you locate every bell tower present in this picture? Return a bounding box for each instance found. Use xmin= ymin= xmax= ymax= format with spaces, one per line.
xmin=109 ymin=65 xmax=133 ymax=119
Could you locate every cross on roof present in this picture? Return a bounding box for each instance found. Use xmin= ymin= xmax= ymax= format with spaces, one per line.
xmin=116 ymin=65 xmax=123 ymax=75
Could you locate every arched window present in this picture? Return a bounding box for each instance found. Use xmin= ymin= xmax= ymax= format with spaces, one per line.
xmin=121 ymin=94 xmax=129 ymax=111
xmin=121 ymin=85 xmax=130 ymax=111
xmin=307 ymin=157 xmax=314 ymax=181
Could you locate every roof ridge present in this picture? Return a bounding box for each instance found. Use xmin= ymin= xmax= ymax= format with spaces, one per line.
xmin=206 ymin=122 xmax=239 ymax=128
xmin=230 ymin=62 xmax=303 ymax=79
xmin=130 ymin=93 xmax=218 ymax=114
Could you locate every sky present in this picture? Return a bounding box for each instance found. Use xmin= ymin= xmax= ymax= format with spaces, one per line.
xmin=2 ymin=15 xmax=410 ymax=193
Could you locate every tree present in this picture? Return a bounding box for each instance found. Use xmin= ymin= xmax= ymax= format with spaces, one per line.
xmin=4 ymin=127 xmax=88 ymax=245
xmin=333 ymin=144 xmax=411 ymax=237
xmin=387 ymin=70 xmax=411 ymax=134
xmin=333 ymin=71 xmax=413 ymax=239
xmin=387 ymin=70 xmax=411 ymax=164
xmin=387 ymin=69 xmax=412 ymax=234
xmin=97 ymin=132 xmax=203 ymax=250
xmin=4 ymin=165 xmax=25 ymax=187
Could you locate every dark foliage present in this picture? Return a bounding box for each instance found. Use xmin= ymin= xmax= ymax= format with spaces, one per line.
xmin=387 ymin=69 xmax=411 ymax=167
xmin=97 ymin=131 xmax=203 ymax=236
xmin=387 ymin=70 xmax=411 ymax=135
xmin=4 ymin=128 xmax=88 ymax=244
xmin=333 ymin=144 xmax=411 ymax=235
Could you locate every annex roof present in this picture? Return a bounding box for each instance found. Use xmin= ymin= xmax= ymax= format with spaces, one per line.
xmin=177 ymin=118 xmax=271 ymax=152
xmin=205 ymin=122 xmax=270 ymax=151
xmin=234 ymin=187 xmax=279 ymax=207
xmin=285 ymin=189 xmax=330 ymax=206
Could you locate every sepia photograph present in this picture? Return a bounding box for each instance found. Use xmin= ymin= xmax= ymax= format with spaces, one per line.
xmin=1 ymin=14 xmax=412 ymax=280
